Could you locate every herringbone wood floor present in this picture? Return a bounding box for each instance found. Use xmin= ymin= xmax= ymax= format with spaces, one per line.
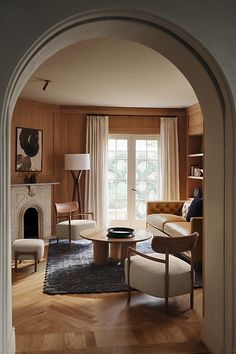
xmin=12 ymin=246 xmax=210 ymax=354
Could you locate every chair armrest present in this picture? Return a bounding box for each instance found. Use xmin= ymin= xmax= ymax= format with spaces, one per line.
xmin=73 ymin=212 xmax=94 ymax=218
xmin=128 ymin=247 xmax=165 ymax=263
xmin=190 ymin=217 xmax=203 ymax=234
xmin=56 ymin=214 xmax=70 ymax=220
xmin=147 ymin=201 xmax=185 ymax=216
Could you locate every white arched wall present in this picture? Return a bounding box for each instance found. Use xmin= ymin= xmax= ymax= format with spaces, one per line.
xmin=1 ymin=12 xmax=234 ymax=354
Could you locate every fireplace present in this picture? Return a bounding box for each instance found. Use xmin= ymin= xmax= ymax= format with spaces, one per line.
xmin=24 ymin=207 xmax=39 ymax=239
xmin=11 ymin=183 xmax=58 ymax=242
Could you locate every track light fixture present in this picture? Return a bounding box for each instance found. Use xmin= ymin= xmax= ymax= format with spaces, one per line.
xmin=42 ymin=79 xmax=51 ymax=91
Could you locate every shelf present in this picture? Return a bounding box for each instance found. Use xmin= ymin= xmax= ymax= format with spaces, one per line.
xmin=188 ymin=153 xmax=203 ymax=157
xmin=188 ymin=176 xmax=203 ymax=180
xmin=11 ymin=182 xmax=59 ymax=187
xmin=11 ymin=182 xmax=60 ymax=197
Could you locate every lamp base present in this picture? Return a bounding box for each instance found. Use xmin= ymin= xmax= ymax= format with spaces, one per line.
xmin=71 ymin=170 xmax=83 ymax=213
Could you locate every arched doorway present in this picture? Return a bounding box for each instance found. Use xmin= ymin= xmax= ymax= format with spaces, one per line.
xmin=1 ymin=12 xmax=234 ymax=354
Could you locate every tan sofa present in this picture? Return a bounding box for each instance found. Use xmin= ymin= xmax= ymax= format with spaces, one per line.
xmin=146 ymin=200 xmax=203 ymax=262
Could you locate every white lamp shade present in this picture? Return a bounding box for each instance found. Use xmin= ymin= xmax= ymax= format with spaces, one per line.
xmin=65 ymin=154 xmax=90 ymax=171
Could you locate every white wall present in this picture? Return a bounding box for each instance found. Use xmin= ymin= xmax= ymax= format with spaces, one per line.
xmin=0 ymin=2 xmax=235 ymax=354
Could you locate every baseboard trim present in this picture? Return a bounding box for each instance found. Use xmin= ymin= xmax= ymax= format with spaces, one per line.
xmin=7 ymin=327 xmax=15 ymax=354
xmin=201 ymin=319 xmax=223 ymax=354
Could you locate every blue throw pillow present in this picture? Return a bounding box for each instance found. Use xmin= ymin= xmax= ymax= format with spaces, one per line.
xmin=186 ymin=197 xmax=203 ymax=222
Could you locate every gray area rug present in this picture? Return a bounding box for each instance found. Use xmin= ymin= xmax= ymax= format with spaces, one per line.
xmin=43 ymin=238 xmax=153 ymax=295
xmin=43 ymin=239 xmax=202 ymax=295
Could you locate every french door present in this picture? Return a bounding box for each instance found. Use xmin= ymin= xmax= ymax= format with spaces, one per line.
xmin=108 ymin=135 xmax=159 ymax=228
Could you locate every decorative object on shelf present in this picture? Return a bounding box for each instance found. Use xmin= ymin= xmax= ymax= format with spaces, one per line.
xmin=107 ymin=227 xmax=134 ymax=238
xmin=16 ymin=127 xmax=43 ymax=172
xmin=30 ymin=172 xmax=37 ymax=184
xmin=64 ymin=153 xmax=90 ymax=213
xmin=190 ymin=165 xmax=198 ymax=176
xmin=193 ymin=167 xmax=201 ymax=177
xmin=24 ymin=173 xmax=30 ymax=184
xmin=24 ymin=169 xmax=39 ymax=184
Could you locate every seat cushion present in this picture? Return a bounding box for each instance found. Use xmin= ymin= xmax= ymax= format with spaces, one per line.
xmin=125 ymin=253 xmax=191 ymax=298
xmin=147 ymin=213 xmax=186 ymax=231
xmin=56 ymin=219 xmax=96 ymax=239
xmin=181 ymin=200 xmax=192 ymax=218
xmin=186 ymin=197 xmax=203 ymax=221
xmin=12 ymin=239 xmax=44 ymax=260
xmin=163 ymin=221 xmax=191 ymax=238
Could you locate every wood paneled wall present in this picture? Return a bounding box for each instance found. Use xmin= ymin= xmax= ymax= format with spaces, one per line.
xmin=187 ymin=103 xmax=203 ymax=135
xmin=11 ymin=99 xmax=189 ymax=233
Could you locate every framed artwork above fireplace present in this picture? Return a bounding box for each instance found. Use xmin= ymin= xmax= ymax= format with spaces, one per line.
xmin=15 ymin=127 xmax=43 ymax=172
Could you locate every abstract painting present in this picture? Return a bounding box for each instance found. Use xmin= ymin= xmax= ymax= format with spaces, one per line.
xmin=16 ymin=127 xmax=43 ymax=172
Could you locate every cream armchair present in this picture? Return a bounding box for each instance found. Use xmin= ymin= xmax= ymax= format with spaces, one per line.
xmin=125 ymin=232 xmax=199 ymax=313
xmin=54 ymin=201 xmax=96 ymax=244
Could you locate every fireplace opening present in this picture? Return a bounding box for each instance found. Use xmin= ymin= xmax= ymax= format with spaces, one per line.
xmin=24 ymin=207 xmax=39 ymax=239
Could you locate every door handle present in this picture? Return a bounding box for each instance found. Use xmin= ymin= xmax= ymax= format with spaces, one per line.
xmin=132 ymin=188 xmax=137 ymax=192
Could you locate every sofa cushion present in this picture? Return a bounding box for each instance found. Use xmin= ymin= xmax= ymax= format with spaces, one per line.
xmin=181 ymin=200 xmax=192 ymax=218
xmin=164 ymin=221 xmax=191 ymax=238
xmin=186 ymin=197 xmax=203 ymax=222
xmin=125 ymin=252 xmax=191 ymax=298
xmin=56 ymin=219 xmax=96 ymax=239
xmin=147 ymin=213 xmax=186 ymax=231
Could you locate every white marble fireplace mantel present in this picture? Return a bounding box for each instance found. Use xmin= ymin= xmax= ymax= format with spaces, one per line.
xmin=11 ymin=182 xmax=59 ymax=242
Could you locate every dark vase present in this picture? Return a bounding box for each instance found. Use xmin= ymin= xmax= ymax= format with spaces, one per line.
xmin=30 ymin=174 xmax=37 ymax=184
xmin=24 ymin=175 xmax=30 ymax=184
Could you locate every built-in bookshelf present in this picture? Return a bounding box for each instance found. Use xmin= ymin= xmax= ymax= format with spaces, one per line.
xmin=186 ymin=104 xmax=203 ymax=198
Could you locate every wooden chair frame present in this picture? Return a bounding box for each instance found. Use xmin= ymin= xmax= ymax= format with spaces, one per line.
xmin=127 ymin=232 xmax=199 ymax=313
xmin=54 ymin=201 xmax=94 ymax=244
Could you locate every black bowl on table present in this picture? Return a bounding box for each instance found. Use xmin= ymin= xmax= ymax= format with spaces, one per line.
xmin=107 ymin=227 xmax=134 ymax=238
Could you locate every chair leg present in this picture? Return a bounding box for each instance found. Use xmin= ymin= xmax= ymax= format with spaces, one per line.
xmin=165 ymin=297 xmax=169 ymax=314
xmin=57 ymin=236 xmax=59 ymax=243
xmin=127 ymin=285 xmax=131 ymax=304
xmin=15 ymin=258 xmax=18 ymax=272
xmin=190 ymin=290 xmax=194 ymax=309
xmin=127 ymin=257 xmax=131 ymax=304
xmin=34 ymin=252 xmax=37 ymax=272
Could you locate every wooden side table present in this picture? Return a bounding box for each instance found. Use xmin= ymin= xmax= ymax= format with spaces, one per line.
xmin=80 ymin=228 xmax=152 ymax=265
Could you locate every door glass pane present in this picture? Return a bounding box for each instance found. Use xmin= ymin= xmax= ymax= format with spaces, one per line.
xmin=136 ymin=160 xmax=146 ymax=180
xmin=135 ymin=139 xmax=159 ymax=220
xmin=136 ymin=200 xmax=146 ymax=220
xmin=108 ymin=139 xmax=128 ymax=221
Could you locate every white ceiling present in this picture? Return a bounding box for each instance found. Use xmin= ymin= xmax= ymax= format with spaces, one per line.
xmin=20 ymin=37 xmax=198 ymax=108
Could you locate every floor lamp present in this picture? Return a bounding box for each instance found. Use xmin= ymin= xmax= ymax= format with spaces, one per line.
xmin=64 ymin=153 xmax=90 ymax=213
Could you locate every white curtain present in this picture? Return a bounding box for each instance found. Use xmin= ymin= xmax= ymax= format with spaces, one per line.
xmin=85 ymin=115 xmax=109 ymax=228
xmin=160 ymin=117 xmax=180 ymax=200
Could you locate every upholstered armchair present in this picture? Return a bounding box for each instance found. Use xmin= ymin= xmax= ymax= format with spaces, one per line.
xmin=54 ymin=201 xmax=96 ymax=243
xmin=125 ymin=232 xmax=199 ymax=313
